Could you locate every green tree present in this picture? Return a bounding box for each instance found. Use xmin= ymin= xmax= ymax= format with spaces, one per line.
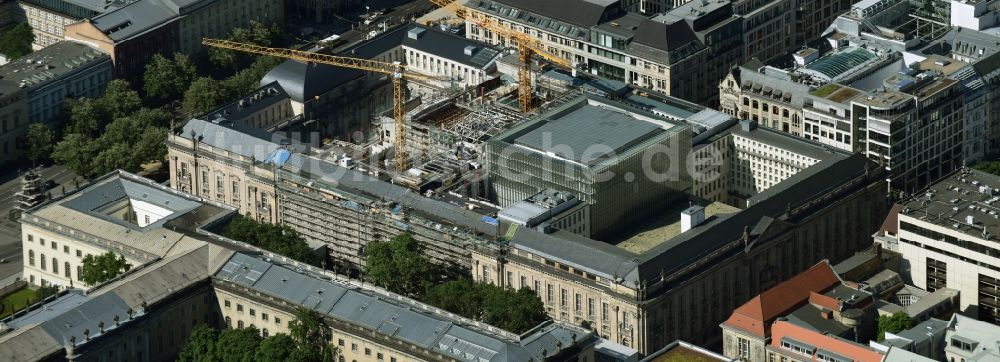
xmin=144 ymin=53 xmax=198 ymax=100
xmin=178 ymin=325 xmax=219 ymax=362
xmin=210 ymin=21 xmax=283 ymax=70
xmin=25 ymin=123 xmax=54 ymax=166
xmin=222 ymin=56 xmax=282 ymax=98
xmin=100 ymin=79 xmax=143 ymax=120
xmin=0 ymin=23 xmax=35 ymax=60
xmin=79 ymin=251 xmax=131 ymax=285
xmin=365 ymin=233 xmax=438 ymax=297
xmin=253 ymin=333 xmax=296 ymax=362
xmin=52 ymin=133 xmax=95 ymax=177
xmin=424 ymin=280 xmax=548 ymax=334
xmin=973 ymin=160 xmax=1000 ymax=177
xmin=288 ymin=308 xmax=334 ymax=361
xmin=183 ymin=77 xmax=228 ymax=116
xmin=221 ymin=215 xmax=320 ymax=266
xmin=216 ymin=326 xmax=262 ymax=362
xmin=877 ymin=311 xmax=913 ymax=342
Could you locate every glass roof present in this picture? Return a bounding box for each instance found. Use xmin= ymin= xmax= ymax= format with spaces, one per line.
xmin=805 ymin=48 xmax=876 ymax=79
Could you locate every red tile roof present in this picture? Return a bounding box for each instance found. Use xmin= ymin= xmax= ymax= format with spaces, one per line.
xmin=722 ymin=261 xmax=841 ymax=337
xmin=769 ymin=321 xmax=885 ymax=362
xmin=879 ymin=203 xmax=902 ymax=234
xmin=808 ymin=292 xmax=841 ymax=312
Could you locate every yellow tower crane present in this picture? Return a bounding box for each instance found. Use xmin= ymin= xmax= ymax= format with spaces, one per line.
xmin=427 ymin=0 xmax=573 ymax=113
xmin=202 ymin=38 xmax=442 ymax=173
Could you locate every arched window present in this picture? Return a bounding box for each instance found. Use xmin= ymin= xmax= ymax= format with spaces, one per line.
xmin=262 ymin=328 xmax=269 ymax=338
xmin=225 ymin=317 xmax=232 ymax=327
xmin=237 ymin=320 xmax=244 ymax=329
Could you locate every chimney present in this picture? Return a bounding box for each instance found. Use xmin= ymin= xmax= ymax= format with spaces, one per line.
xmin=681 ymin=204 xmax=705 ymax=232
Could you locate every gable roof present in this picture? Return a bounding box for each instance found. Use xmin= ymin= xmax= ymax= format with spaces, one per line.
xmin=769 ymin=321 xmax=885 ymax=362
xmin=722 ymin=261 xmax=841 ymax=337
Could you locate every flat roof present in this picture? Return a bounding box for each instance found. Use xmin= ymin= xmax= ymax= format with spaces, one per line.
xmin=0 ymin=41 xmax=108 ymax=88
xmin=614 ymin=202 xmax=740 ymax=254
xmin=899 ymin=169 xmax=1000 ymax=242
xmin=499 ymin=96 xmax=682 ymax=167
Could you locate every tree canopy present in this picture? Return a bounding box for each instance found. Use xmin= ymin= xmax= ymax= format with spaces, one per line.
xmin=209 ymin=21 xmax=283 ymax=70
xmin=0 ymin=23 xmax=34 ymax=60
xmin=144 ymin=53 xmax=198 ymax=101
xmin=79 ymin=252 xmax=131 ymax=285
xmin=973 ymin=161 xmax=1000 ymax=177
xmin=221 ymin=215 xmax=320 ymax=266
xmin=423 ymin=279 xmax=548 ymax=334
xmin=364 ymin=233 xmax=439 ymax=297
xmin=179 ymin=312 xmax=335 ymax=362
xmin=25 ymin=123 xmax=54 ymax=165
xmin=183 ymin=77 xmax=229 ymax=116
xmin=877 ymin=311 xmax=913 ymax=342
xmin=52 ymin=80 xmax=168 ymax=178
xmin=364 ymin=232 xmax=549 ymax=333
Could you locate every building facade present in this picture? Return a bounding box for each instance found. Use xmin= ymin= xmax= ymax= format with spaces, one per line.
xmin=0 ymin=40 xmax=112 ymax=129
xmin=167 ymin=119 xmax=282 ymax=224
xmin=0 ymin=83 xmax=28 ymax=165
xmin=473 ymin=153 xmax=887 ymax=354
xmin=64 ymin=0 xmax=282 ymax=79
xmin=463 ymin=0 xmax=717 ymax=105
xmin=20 ymin=171 xmax=233 ymax=288
xmin=17 ymin=0 xmax=105 ymax=50
xmin=881 ymin=169 xmax=1000 ymax=325
xmin=852 ymin=73 xmax=964 ymax=192
xmin=718 ymin=62 xmax=810 ymax=137
xmin=485 ymin=95 xmax=692 ymax=239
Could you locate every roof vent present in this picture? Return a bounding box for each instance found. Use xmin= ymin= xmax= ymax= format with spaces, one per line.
xmin=464 ymin=45 xmax=477 ymax=56
xmin=407 ymin=28 xmax=426 ymax=40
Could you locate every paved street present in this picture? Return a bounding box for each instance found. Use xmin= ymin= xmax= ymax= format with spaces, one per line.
xmin=0 ymin=165 xmax=78 ymax=282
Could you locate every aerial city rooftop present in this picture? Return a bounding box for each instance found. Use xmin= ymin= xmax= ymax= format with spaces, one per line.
xmin=1 ymin=0 xmax=1000 ymax=361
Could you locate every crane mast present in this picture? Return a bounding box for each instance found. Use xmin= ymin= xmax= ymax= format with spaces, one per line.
xmin=202 ymin=38 xmax=438 ymax=172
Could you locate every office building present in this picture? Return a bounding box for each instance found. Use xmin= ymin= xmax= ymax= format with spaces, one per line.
xmin=464 ymin=0 xmax=718 ymax=104
xmin=0 ymin=41 xmax=112 ymax=129
xmin=485 ymin=95 xmax=691 ymax=239
xmin=802 ymin=83 xmax=865 ymax=153
xmin=879 ymin=168 xmax=1000 ymax=325
xmin=852 ymin=71 xmax=963 ymax=192
xmin=63 ymin=0 xmax=282 ymax=78
xmin=20 ymin=170 xmax=233 ymax=288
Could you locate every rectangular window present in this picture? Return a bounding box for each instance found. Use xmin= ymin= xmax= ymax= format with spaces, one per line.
xmin=560 ymin=289 xmax=568 ymax=307
xmin=262 ymin=313 xmax=268 ymax=321
xmin=63 ymin=246 xmax=69 ymax=254
xmin=602 ymin=302 xmax=609 ymax=321
xmin=249 ymin=308 xmax=255 ymax=316
xmin=224 ymin=300 xmax=231 ymax=308
xmin=76 ymin=250 xmax=82 ymax=257
xmin=274 ymin=317 xmax=281 ymax=325
xmin=547 ymin=284 xmax=554 ymax=302
xmin=574 ymin=293 xmax=581 ymax=311
xmin=51 ymin=241 xmax=56 ymax=250
xmin=588 ymin=298 xmax=594 ymax=316
xmin=237 ymin=304 xmax=243 ymax=312
xmin=738 ymin=338 xmax=750 ymax=358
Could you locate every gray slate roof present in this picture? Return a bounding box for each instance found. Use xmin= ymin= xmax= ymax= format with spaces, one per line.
xmin=488 ymin=0 xmax=618 ymax=28
xmin=215 ymin=252 xmax=590 ymax=362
